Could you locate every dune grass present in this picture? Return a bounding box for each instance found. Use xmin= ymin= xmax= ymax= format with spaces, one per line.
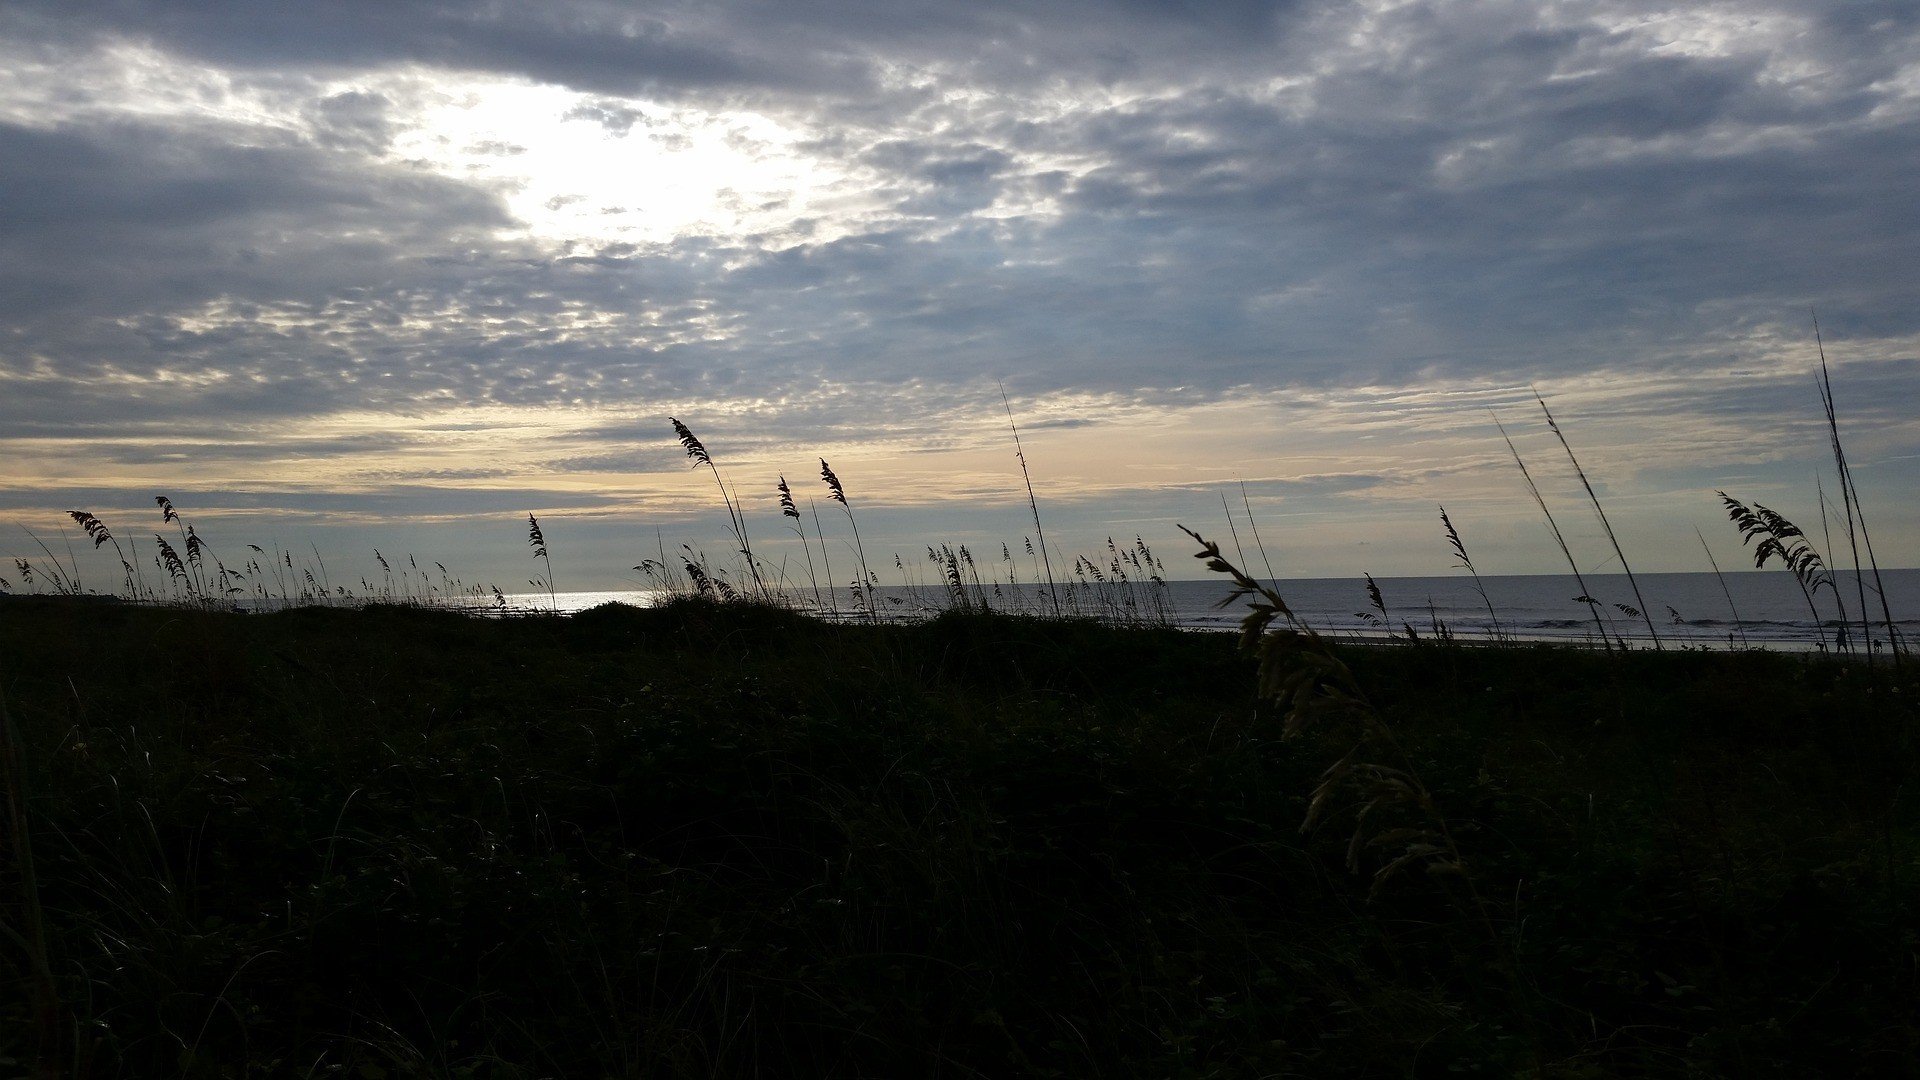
xmin=0 ymin=596 xmax=1913 ymax=1076
xmin=8 ymin=353 xmax=1907 ymax=659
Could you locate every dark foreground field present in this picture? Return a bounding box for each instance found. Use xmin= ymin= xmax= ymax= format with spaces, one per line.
xmin=0 ymin=598 xmax=1915 ymax=1078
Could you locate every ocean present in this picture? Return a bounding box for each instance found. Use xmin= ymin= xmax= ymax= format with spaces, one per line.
xmin=502 ymin=568 xmax=1920 ymax=652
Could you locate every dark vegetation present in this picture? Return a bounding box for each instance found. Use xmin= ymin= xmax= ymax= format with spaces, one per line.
xmin=2 ymin=595 xmax=1915 ymax=1077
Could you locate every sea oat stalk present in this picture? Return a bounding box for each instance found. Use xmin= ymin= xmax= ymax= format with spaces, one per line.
xmin=670 ymin=418 xmax=764 ymax=597
xmin=820 ymin=458 xmax=873 ymax=620
xmin=1535 ymin=393 xmax=1660 ymax=649
xmin=1493 ymin=413 xmax=1612 ymax=651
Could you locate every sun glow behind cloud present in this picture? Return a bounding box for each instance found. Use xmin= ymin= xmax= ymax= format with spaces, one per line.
xmin=388 ymin=79 xmax=865 ymax=246
xmin=0 ymin=39 xmax=873 ymax=250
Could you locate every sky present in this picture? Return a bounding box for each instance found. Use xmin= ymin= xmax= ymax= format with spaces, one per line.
xmin=2 ymin=0 xmax=1917 ymax=597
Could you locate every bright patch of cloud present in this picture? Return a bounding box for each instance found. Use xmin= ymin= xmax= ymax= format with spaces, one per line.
xmin=390 ymin=79 xmax=871 ymax=245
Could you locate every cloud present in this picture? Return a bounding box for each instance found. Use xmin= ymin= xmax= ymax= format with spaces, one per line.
xmin=306 ymin=90 xmax=398 ymax=154
xmin=0 ymin=110 xmax=512 ymax=330
xmin=1 ymin=1 xmax=1917 ymax=583
xmin=562 ymin=100 xmax=648 ymax=136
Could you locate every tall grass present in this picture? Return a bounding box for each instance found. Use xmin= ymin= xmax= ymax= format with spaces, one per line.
xmin=776 ymin=476 xmax=826 ymax=615
xmin=18 ymin=499 xmax=503 ymax=613
xmin=1814 ymin=319 xmax=1902 ymax=660
xmin=1178 ymin=526 xmax=1474 ymax=898
xmin=17 ymin=526 xmax=81 ymax=597
xmin=528 ymin=514 xmax=556 ymax=610
xmin=1718 ymin=494 xmax=1838 ymax=650
xmin=5 ymin=372 xmax=1905 ymax=649
xmin=1493 ymin=414 xmax=1614 ymax=651
xmin=809 ymin=499 xmax=837 ymax=617
xmin=1361 ymin=572 xmax=1396 ymax=640
xmin=1001 ymin=383 xmax=1060 ymax=616
xmin=1239 ymin=481 xmax=1280 ymax=591
xmin=819 ymin=458 xmax=876 ymax=620
xmin=1535 ymin=394 xmax=1662 ymax=649
xmin=66 ymin=510 xmax=138 ymax=598
xmin=1440 ymin=506 xmax=1505 ymax=642
xmin=671 ymin=417 xmax=764 ymax=597
xmin=1694 ymin=525 xmax=1751 ymax=648
xmin=11 ymin=477 xmax=1889 ymax=647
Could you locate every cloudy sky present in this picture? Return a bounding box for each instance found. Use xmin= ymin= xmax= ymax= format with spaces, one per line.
xmin=3 ymin=0 xmax=1916 ymax=595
